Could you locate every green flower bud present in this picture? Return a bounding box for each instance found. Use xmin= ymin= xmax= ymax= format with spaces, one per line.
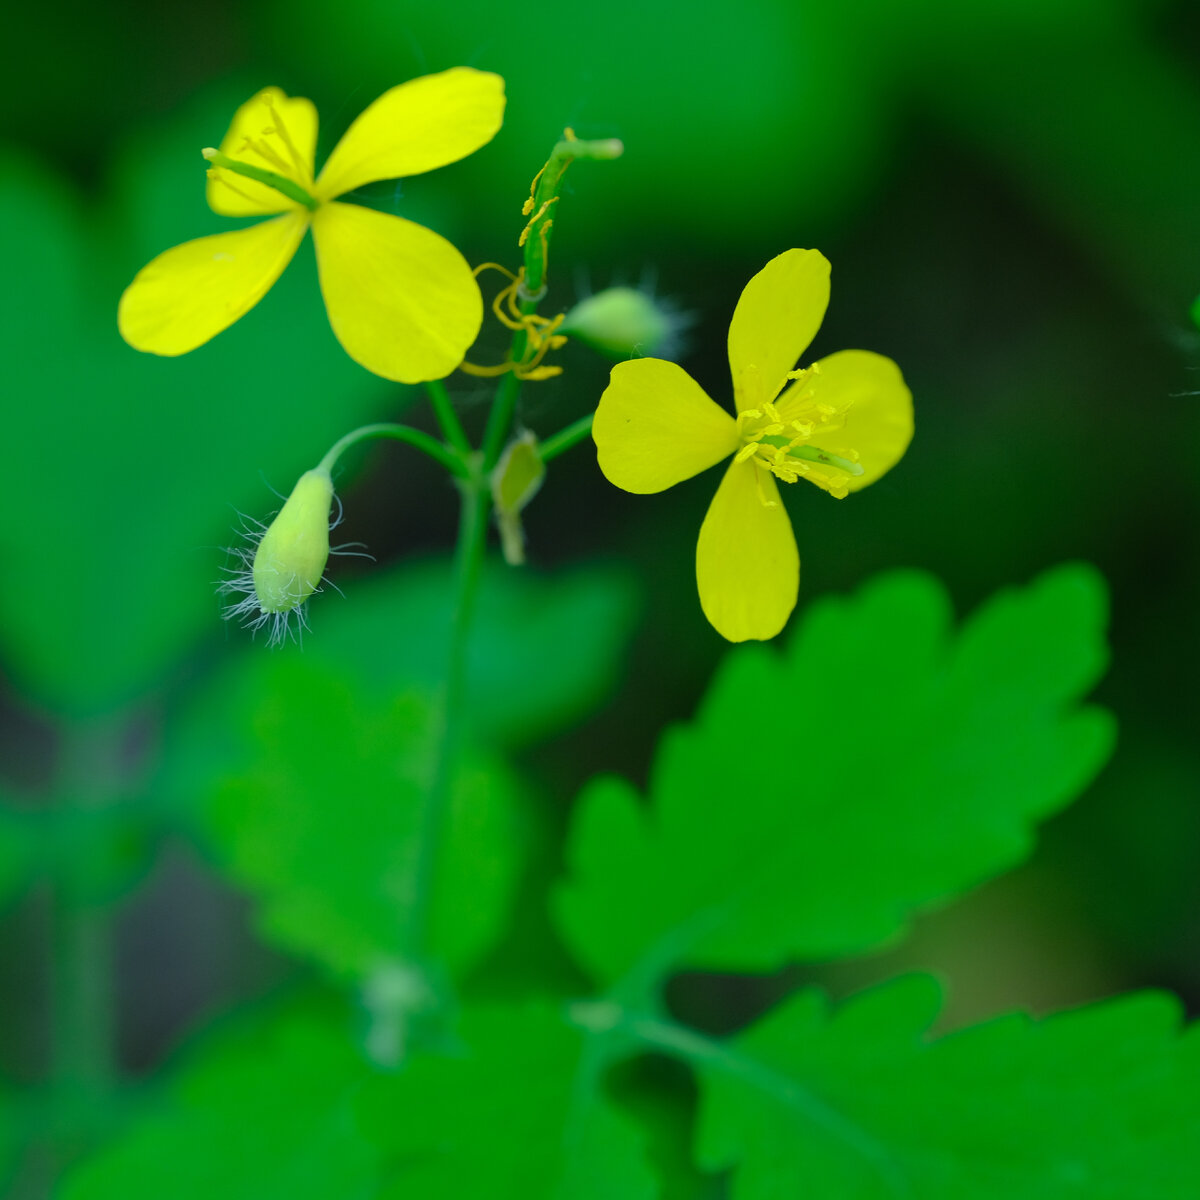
xmin=490 ymin=432 xmax=545 ymax=566
xmin=253 ymin=468 xmax=334 ymax=612
xmin=220 ymin=466 xmax=335 ymax=644
xmin=560 ymin=286 xmax=682 ymax=360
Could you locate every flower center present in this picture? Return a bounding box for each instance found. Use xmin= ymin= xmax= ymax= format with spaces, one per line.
xmin=202 ymin=92 xmax=319 ymax=211
xmin=733 ymin=365 xmax=864 ymax=500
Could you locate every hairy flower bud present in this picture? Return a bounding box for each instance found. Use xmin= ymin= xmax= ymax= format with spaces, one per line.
xmin=561 ymin=286 xmax=681 ymax=360
xmin=252 ymin=468 xmax=334 ymax=612
xmin=220 ymin=466 xmax=336 ymax=645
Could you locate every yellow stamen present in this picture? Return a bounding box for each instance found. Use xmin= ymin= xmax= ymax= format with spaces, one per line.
xmin=753 ymin=463 xmax=779 ymax=507
xmin=519 ymin=197 xmax=558 ymax=247
xmin=244 ymin=136 xmax=292 ymax=175
xmin=261 ymin=94 xmax=308 ymax=180
xmin=206 ymin=168 xmax=259 ymax=205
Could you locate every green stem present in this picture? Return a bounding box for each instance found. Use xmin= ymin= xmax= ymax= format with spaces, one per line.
xmin=317 ymin=422 xmax=468 ymax=479
xmin=46 ymin=715 xmax=129 ymax=1179
xmin=425 ymin=380 xmax=473 ymax=456
xmin=52 ymin=723 xmax=120 ymax=1097
xmin=539 ymin=413 xmax=595 ymax=463
xmin=568 ymin=1001 xmax=909 ymax=1196
xmin=523 ymin=136 xmax=623 ymax=294
xmin=481 ymin=369 xmax=524 ymax=472
xmin=408 ymin=472 xmax=490 ymax=959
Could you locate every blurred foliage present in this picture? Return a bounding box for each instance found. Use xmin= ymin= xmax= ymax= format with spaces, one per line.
xmin=0 ymin=131 xmax=391 ymax=715
xmin=3 ymin=0 xmax=1200 ymax=1194
xmin=208 ymin=667 xmax=524 ymax=981
xmin=60 ymin=996 xmax=381 ymax=1200
xmin=49 ymin=567 xmax=1177 ymax=1197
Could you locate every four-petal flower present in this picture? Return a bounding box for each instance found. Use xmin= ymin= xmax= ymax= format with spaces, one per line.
xmin=118 ymin=67 xmax=504 ymax=383
xmin=593 ymin=249 xmax=913 ymax=641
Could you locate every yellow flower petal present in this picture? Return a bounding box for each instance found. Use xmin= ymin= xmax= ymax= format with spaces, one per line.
xmin=315 ymin=68 xmax=505 ymax=201
xmin=696 ymin=459 xmax=799 ymax=641
xmin=310 ymin=200 xmax=482 ymax=383
xmin=593 ymin=359 xmax=739 ymax=494
xmin=118 ymin=213 xmax=308 ymax=356
xmin=780 ymin=349 xmax=914 ymax=494
xmin=727 ymin=249 xmax=831 ymax=412
xmin=207 ymin=87 xmax=318 ymax=217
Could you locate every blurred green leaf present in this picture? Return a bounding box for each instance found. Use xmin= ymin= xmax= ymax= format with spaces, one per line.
xmin=0 ymin=807 xmax=34 ymax=908
xmin=695 ymin=975 xmax=1200 ymax=1197
xmin=208 ymin=656 xmax=524 ymax=980
xmin=0 ymin=101 xmax=392 ymax=715
xmin=60 ymin=1000 xmax=380 ymax=1200
xmin=359 ymin=1002 xmax=656 ymax=1198
xmin=305 ymin=556 xmax=639 ymax=749
xmin=556 ymin=565 xmax=1115 ymax=987
xmin=268 ymin=0 xmax=888 ymax=248
xmin=158 ymin=555 xmax=638 ymax=810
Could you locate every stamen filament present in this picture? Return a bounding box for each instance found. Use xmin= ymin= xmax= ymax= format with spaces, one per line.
xmin=262 ymin=95 xmax=309 ymax=180
xmin=244 ymin=136 xmax=293 ymax=175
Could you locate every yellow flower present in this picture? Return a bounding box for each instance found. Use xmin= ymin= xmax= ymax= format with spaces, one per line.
xmin=593 ymin=249 xmax=913 ymax=642
xmin=118 ymin=68 xmax=505 ymax=383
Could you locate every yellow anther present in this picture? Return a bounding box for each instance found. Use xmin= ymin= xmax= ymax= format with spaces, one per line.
xmin=518 ymin=363 xmax=563 ymax=381
xmin=734 ymin=443 xmax=759 ymax=465
xmin=519 ymin=197 xmax=558 ymax=248
xmin=523 ymin=164 xmax=547 ymax=216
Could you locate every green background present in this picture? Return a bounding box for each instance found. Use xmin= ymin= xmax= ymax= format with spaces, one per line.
xmin=1 ymin=0 xmax=1198 ymax=1195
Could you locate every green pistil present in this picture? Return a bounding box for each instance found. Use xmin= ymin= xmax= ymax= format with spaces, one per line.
xmin=202 ymin=148 xmax=319 ymax=211
xmin=759 ymin=436 xmax=864 ymax=476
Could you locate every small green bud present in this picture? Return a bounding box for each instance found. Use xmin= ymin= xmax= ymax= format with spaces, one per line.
xmin=252 ymin=467 xmax=334 ymax=612
xmin=560 ymin=286 xmax=680 ymax=360
xmin=490 ymin=432 xmax=545 ymax=566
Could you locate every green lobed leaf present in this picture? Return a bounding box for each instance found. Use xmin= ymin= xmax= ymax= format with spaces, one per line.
xmin=60 ymin=999 xmax=381 ymax=1200
xmin=695 ymin=975 xmax=1200 ymax=1198
xmin=207 ymin=655 xmax=524 ymax=980
xmin=358 ymin=1002 xmax=657 ymax=1199
xmin=555 ymin=565 xmax=1116 ymax=987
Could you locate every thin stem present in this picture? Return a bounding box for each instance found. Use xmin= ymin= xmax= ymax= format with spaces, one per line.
xmin=481 ymin=368 xmax=524 ymax=472
xmin=407 ymin=474 xmax=490 ymax=959
xmin=522 ymin=136 xmax=623 ymax=295
xmin=425 ymin=380 xmax=473 ymax=457
xmin=317 ymin=422 xmax=468 ymax=479
xmin=539 ymin=413 xmax=595 ymax=463
xmin=568 ymin=1001 xmax=909 ymax=1196
xmin=45 ymin=714 xmax=130 ymax=1181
